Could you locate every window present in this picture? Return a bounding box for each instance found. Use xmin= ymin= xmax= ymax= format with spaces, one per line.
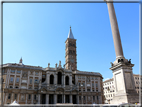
xmin=11 ymin=70 xmax=15 ymax=73
xmin=50 ymin=75 xmax=54 ymax=84
xmin=15 ymin=86 xmax=19 ymax=88
xmin=82 ymin=76 xmax=85 ymax=79
xmin=42 ymin=75 xmax=45 ymax=77
xmin=79 ymin=89 xmax=81 ymax=92
xmin=65 ymin=76 xmax=69 ymax=85
xmin=78 ymin=76 xmax=81 ymax=79
xmin=28 ymin=94 xmax=31 ymax=99
xmin=8 ymin=94 xmax=11 ymax=99
xmin=96 ymin=89 xmax=98 ymax=92
xmin=16 ymin=78 xmax=19 ymax=83
xmin=30 ymin=79 xmax=32 ymax=84
xmin=35 ymin=72 xmax=38 ymax=75
xmin=83 ymin=96 xmax=85 ymax=100
xmin=96 ymin=83 xmax=98 ymax=87
xmin=34 ymin=95 xmax=36 ymax=100
xmin=81 ymin=83 xmax=84 ymax=86
xmin=79 ymin=96 xmax=81 ymax=100
xmin=10 ymin=86 xmax=13 ymax=88
xmin=87 ymin=89 xmax=90 ymax=92
xmin=2 ymin=69 xmax=5 ymax=74
xmin=83 ymin=89 xmax=85 ymax=92
xmin=17 ymin=71 xmax=21 ymax=74
xmin=97 ymin=96 xmax=99 ymax=100
xmin=10 ymin=77 xmax=13 ymax=83
xmin=79 ymin=83 xmax=80 ymax=86
xmin=14 ymin=94 xmax=17 ymax=99
xmin=29 ymin=87 xmax=32 ymax=89
xmin=92 ymin=83 xmax=94 ymax=87
xmin=35 ymin=87 xmax=38 ymax=90
xmin=93 ymin=96 xmax=95 ymax=100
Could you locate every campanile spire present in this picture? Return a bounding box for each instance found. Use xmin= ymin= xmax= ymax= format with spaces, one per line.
xmin=65 ymin=27 xmax=77 ymax=71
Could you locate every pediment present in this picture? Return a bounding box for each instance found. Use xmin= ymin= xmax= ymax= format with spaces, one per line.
xmin=41 ymin=87 xmax=47 ymax=92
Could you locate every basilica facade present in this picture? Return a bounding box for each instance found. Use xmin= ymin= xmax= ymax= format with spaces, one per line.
xmin=1 ymin=27 xmax=104 ymax=104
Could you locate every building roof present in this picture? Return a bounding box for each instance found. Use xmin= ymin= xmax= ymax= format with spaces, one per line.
xmin=68 ymin=26 xmax=74 ymax=39
xmin=103 ymin=78 xmax=114 ymax=83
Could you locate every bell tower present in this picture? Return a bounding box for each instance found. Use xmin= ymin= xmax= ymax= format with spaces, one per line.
xmin=65 ymin=27 xmax=77 ymax=71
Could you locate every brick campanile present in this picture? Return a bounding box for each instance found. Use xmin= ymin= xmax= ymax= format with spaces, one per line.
xmin=65 ymin=27 xmax=77 ymax=71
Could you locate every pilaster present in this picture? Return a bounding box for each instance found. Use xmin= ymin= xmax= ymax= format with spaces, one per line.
xmin=54 ymin=94 xmax=57 ymax=104
xmin=38 ymin=94 xmax=40 ymax=104
xmin=70 ymin=95 xmax=72 ymax=103
xmin=26 ymin=94 xmax=28 ymax=104
xmin=46 ymin=94 xmax=49 ymax=104
xmin=17 ymin=94 xmax=19 ymax=103
xmin=5 ymin=93 xmax=7 ymax=104
xmin=31 ymin=94 xmax=33 ymax=104
xmin=46 ymin=72 xmax=49 ymax=86
xmin=13 ymin=70 xmax=16 ymax=88
xmin=54 ymin=73 xmax=57 ymax=85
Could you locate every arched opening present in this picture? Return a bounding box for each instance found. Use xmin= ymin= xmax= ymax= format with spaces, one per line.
xmin=50 ymin=75 xmax=54 ymax=84
xmin=65 ymin=76 xmax=69 ymax=85
xmin=58 ymin=72 xmax=62 ymax=84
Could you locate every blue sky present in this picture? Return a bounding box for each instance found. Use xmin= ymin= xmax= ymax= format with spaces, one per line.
xmin=3 ymin=3 xmax=139 ymax=80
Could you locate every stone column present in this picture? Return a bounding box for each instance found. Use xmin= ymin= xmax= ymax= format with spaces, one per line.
xmin=70 ymin=95 xmax=72 ymax=103
xmin=86 ymin=96 xmax=87 ymax=104
xmin=39 ymin=72 xmax=42 ymax=89
xmin=62 ymin=95 xmax=64 ymax=103
xmin=11 ymin=93 xmax=13 ymax=103
xmin=31 ymin=94 xmax=33 ymax=104
xmin=85 ymin=77 xmax=87 ymax=92
xmin=19 ymin=70 xmax=22 ymax=89
xmin=46 ymin=94 xmax=49 ymax=104
xmin=54 ymin=94 xmax=57 ymax=104
xmin=81 ymin=95 xmax=83 ymax=104
xmin=27 ymin=71 xmax=29 ymax=89
xmin=32 ymin=71 xmax=35 ymax=89
xmin=54 ymin=73 xmax=57 ymax=85
xmin=13 ymin=70 xmax=16 ymax=88
xmin=38 ymin=94 xmax=40 ymax=104
xmin=5 ymin=93 xmax=7 ymax=104
xmin=92 ymin=96 xmax=93 ymax=104
xmin=64 ymin=75 xmax=65 ymax=87
xmin=70 ymin=74 xmax=72 ymax=86
xmin=77 ymin=95 xmax=79 ymax=104
xmin=5 ymin=69 xmax=8 ymax=88
xmin=26 ymin=94 xmax=28 ymax=104
xmin=46 ymin=72 xmax=49 ymax=86
xmin=64 ymin=95 xmax=65 ymax=103
xmin=106 ymin=0 xmax=124 ymax=59
xmin=17 ymin=94 xmax=19 ymax=103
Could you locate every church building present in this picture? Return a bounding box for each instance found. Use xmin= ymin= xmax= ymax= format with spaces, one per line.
xmin=1 ymin=27 xmax=104 ymax=104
